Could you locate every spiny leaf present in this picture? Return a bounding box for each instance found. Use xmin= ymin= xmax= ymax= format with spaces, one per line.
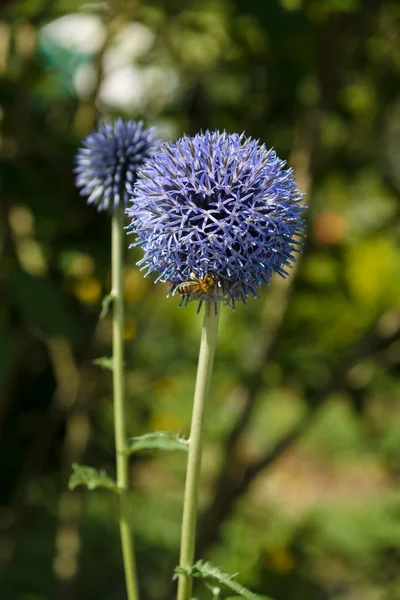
xmin=68 ymin=463 xmax=119 ymax=493
xmin=127 ymin=431 xmax=189 ymax=454
xmin=93 ymin=356 xmax=114 ymax=371
xmin=174 ymin=561 xmax=274 ymax=600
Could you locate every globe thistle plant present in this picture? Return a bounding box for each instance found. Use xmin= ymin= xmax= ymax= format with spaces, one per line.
xmin=127 ymin=130 xmax=306 ymax=600
xmin=75 ymin=118 xmax=161 ymax=212
xmin=127 ymin=130 xmax=305 ymax=308
xmin=73 ymin=118 xmax=161 ymax=600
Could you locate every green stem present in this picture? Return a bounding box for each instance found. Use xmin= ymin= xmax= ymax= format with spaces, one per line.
xmin=177 ymin=302 xmax=220 ymax=600
xmin=112 ymin=202 xmax=139 ymax=600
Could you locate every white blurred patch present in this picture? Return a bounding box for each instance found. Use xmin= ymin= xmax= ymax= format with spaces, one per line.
xmin=40 ymin=15 xmax=179 ymax=113
xmin=73 ymin=63 xmax=98 ymax=99
xmin=103 ymin=22 xmax=155 ymax=72
xmin=99 ymin=65 xmax=148 ymax=111
xmin=41 ymin=13 xmax=106 ymax=54
xmin=143 ymin=66 xmax=179 ymax=108
xmin=98 ymin=65 xmax=179 ymax=112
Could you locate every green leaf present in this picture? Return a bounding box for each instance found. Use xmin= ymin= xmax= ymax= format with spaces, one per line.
xmin=127 ymin=431 xmax=189 ymax=454
xmin=93 ymin=356 xmax=114 ymax=371
xmin=174 ymin=561 xmax=273 ymax=600
xmin=68 ymin=463 xmax=119 ymax=493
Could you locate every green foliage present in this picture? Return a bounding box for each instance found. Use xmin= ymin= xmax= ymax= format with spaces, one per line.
xmin=93 ymin=356 xmax=115 ymax=371
xmin=127 ymin=431 xmax=189 ymax=454
xmin=174 ymin=561 xmax=273 ymax=600
xmin=68 ymin=464 xmax=119 ymax=493
xmin=8 ymin=267 xmax=75 ymax=339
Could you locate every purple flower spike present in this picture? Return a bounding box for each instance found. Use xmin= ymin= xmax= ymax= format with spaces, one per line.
xmin=75 ymin=119 xmax=161 ymax=212
xmin=127 ymin=130 xmax=306 ymax=308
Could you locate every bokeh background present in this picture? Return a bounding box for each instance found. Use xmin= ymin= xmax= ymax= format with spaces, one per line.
xmin=1 ymin=0 xmax=400 ymax=599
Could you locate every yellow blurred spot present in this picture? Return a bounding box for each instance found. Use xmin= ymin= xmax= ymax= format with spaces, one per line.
xmin=55 ymin=525 xmax=81 ymax=555
xmin=73 ymin=277 xmax=102 ymax=304
xmin=150 ymin=409 xmax=185 ymax=432
xmin=68 ymin=413 xmax=90 ymax=450
xmin=73 ymin=102 xmax=96 ymax=136
xmin=53 ymin=554 xmax=77 ymax=580
xmin=53 ymin=524 xmax=80 ymax=580
xmin=267 ymin=547 xmax=295 ymax=574
xmin=123 ymin=267 xmax=148 ymax=301
xmin=15 ymin=23 xmax=36 ymax=58
xmin=70 ymin=253 xmax=95 ymax=277
xmin=123 ymin=317 xmax=137 ymax=340
xmin=154 ymin=376 xmax=182 ymax=396
xmin=347 ymin=237 xmax=397 ymax=305
xmin=0 ymin=23 xmax=10 ymax=75
xmin=9 ymin=204 xmax=35 ymax=236
xmin=340 ymin=80 xmax=377 ymax=115
xmin=16 ymin=239 xmax=47 ymax=275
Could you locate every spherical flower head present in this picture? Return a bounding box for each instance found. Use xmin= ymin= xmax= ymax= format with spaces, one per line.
xmin=75 ymin=119 xmax=161 ymax=212
xmin=127 ymin=130 xmax=306 ymax=308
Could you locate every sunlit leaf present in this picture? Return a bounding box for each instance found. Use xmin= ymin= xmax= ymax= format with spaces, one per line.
xmin=93 ymin=356 xmax=114 ymax=371
xmin=174 ymin=561 xmax=273 ymax=600
xmin=68 ymin=463 xmax=119 ymax=493
xmin=127 ymin=431 xmax=189 ymax=454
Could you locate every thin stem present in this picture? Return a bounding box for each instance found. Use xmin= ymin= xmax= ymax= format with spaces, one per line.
xmin=112 ymin=202 xmax=139 ymax=600
xmin=177 ymin=302 xmax=220 ymax=600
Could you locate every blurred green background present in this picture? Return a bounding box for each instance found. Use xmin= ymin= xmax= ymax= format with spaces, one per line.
xmin=1 ymin=0 xmax=400 ymax=599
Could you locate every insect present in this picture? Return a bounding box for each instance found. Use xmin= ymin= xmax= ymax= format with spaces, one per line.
xmin=176 ymin=272 xmax=217 ymax=297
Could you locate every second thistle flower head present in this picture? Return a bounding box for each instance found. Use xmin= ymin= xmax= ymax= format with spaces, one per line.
xmin=127 ymin=130 xmax=306 ymax=307
xmin=75 ymin=119 xmax=161 ymax=212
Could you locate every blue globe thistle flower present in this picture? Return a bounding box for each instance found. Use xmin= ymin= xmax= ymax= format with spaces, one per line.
xmin=127 ymin=130 xmax=306 ymax=308
xmin=75 ymin=119 xmax=161 ymax=212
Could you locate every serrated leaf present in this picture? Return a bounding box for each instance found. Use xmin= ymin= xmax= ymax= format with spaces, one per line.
xmin=174 ymin=561 xmax=273 ymax=600
xmin=127 ymin=431 xmax=189 ymax=454
xmin=68 ymin=463 xmax=119 ymax=493
xmin=93 ymin=356 xmax=114 ymax=370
